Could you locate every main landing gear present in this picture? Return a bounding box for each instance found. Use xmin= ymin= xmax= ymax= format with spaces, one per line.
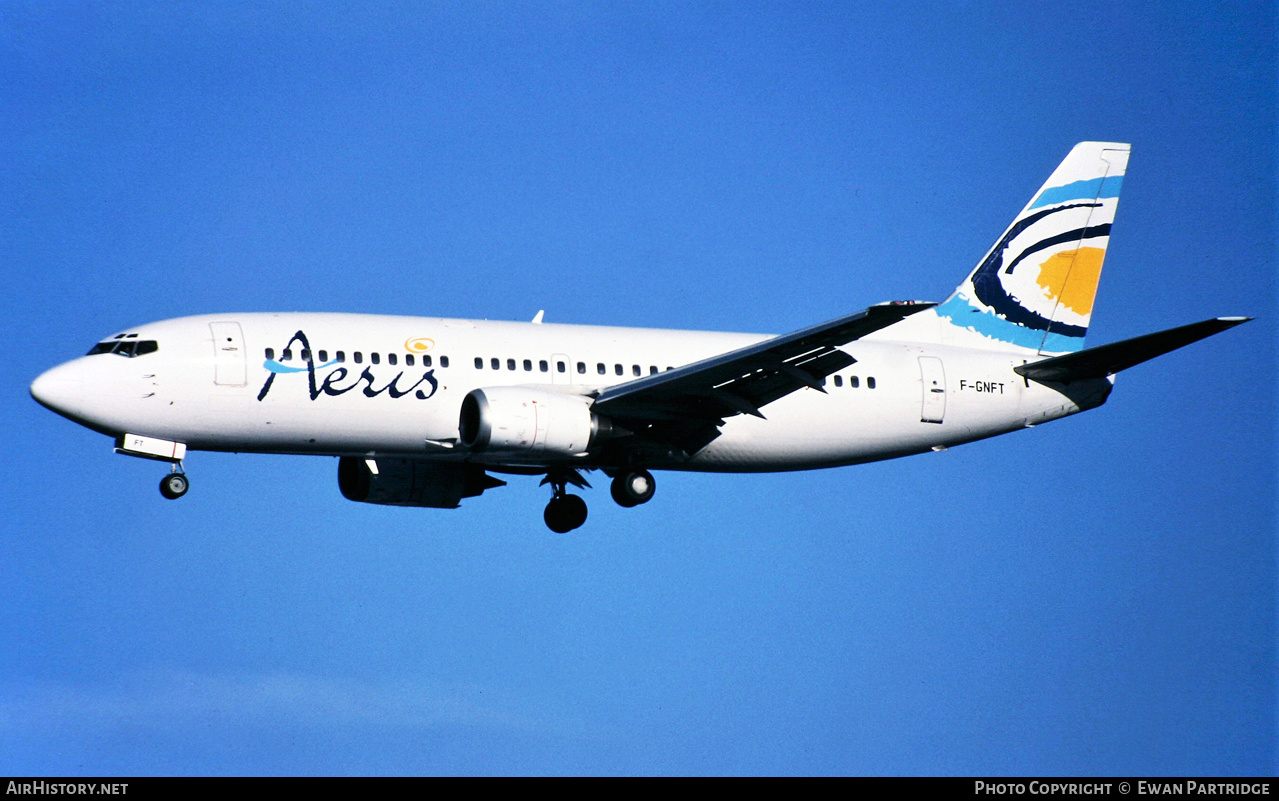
xmin=544 ymin=492 xmax=588 ymax=534
xmin=159 ymin=463 xmax=189 ymax=500
xmin=540 ymin=468 xmax=657 ymax=532
xmin=610 ymin=469 xmax=655 ymax=508
xmin=542 ymin=469 xmax=590 ymax=533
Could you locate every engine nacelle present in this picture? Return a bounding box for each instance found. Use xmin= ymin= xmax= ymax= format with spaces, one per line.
xmin=458 ymin=387 xmax=604 ymax=456
xmin=337 ymin=457 xmax=505 ymax=508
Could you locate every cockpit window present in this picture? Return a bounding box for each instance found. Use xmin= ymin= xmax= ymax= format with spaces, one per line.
xmin=86 ymin=340 xmax=159 ymax=358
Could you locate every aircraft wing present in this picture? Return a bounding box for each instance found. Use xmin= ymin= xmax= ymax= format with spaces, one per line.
xmin=591 ymin=301 xmax=935 ymax=454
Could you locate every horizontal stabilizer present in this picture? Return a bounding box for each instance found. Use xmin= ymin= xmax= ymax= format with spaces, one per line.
xmin=1014 ymin=317 xmax=1251 ymax=383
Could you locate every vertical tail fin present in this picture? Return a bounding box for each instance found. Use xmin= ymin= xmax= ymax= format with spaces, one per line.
xmin=935 ymin=142 xmax=1130 ymax=354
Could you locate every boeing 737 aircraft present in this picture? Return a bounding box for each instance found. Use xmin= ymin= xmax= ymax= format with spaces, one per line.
xmin=30 ymin=142 xmax=1249 ymax=532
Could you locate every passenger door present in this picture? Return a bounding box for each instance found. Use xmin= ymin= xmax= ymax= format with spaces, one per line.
xmin=210 ymin=321 xmax=247 ymax=386
xmin=919 ymin=356 xmax=946 ymax=423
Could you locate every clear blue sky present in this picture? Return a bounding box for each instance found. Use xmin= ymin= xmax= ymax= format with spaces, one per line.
xmin=3 ymin=1 xmax=1273 ymax=776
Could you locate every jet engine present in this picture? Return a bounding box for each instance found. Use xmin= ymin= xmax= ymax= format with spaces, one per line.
xmin=337 ymin=457 xmax=505 ymax=508
xmin=458 ymin=387 xmax=610 ymax=456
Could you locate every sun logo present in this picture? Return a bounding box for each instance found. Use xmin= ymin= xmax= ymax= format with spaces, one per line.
xmin=405 ymin=337 xmax=435 ymax=353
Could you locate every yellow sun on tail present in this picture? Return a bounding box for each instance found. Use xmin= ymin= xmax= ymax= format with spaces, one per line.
xmin=1036 ymin=247 xmax=1106 ymax=316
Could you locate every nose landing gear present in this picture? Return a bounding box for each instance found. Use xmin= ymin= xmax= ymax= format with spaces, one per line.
xmin=159 ymin=463 xmax=189 ymax=500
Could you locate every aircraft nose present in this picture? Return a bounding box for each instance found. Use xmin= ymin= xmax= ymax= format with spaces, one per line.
xmin=30 ymin=360 xmax=86 ymax=416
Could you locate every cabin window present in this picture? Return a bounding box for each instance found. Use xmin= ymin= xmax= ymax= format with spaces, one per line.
xmin=867 ymin=377 xmax=876 ymax=389
xmin=336 ymin=351 xmax=346 ymax=363
xmin=850 ymin=376 xmax=859 ymax=388
xmin=632 ymin=365 xmax=641 ymax=376
xmin=371 ymin=353 xmax=380 ymax=365
xmin=491 ymin=358 xmax=500 ymax=370
xmin=388 ymin=353 xmax=397 ymax=366
xmin=475 ymin=357 xmax=483 ymax=369
xmin=440 ymin=356 xmax=449 ymax=368
xmin=649 ymin=366 xmax=658 ymax=375
xmin=597 ymin=363 xmax=606 ymax=375
xmin=405 ymin=354 xmax=414 ymax=367
xmin=523 ymin=359 xmax=532 ymax=371
xmin=614 ymin=364 xmax=623 ymax=376
xmin=301 ymin=349 xmax=311 ymax=362
xmin=318 ymin=350 xmax=328 ymax=362
xmin=577 ymin=362 xmax=586 ymax=374
xmin=539 ymin=360 xmax=548 ymax=373
xmin=281 ymin=349 xmax=293 ymax=361
xmin=833 ymin=375 xmax=842 ymax=387
xmin=265 ymin=348 xmax=274 ymax=360
xmin=557 ymin=361 xmax=566 ymax=373
xmin=507 ymin=358 xmax=516 ymax=371
xmin=423 ymin=355 xmax=432 ymax=367
xmin=353 ymin=352 xmax=363 ymax=364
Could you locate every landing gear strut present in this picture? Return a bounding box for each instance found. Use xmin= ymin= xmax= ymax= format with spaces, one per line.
xmin=542 ymin=469 xmax=589 ymax=533
xmin=610 ymin=469 xmax=655 ymax=508
xmin=159 ymin=463 xmax=189 ymax=500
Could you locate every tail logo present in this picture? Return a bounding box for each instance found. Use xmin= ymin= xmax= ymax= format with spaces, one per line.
xmin=936 ymin=142 xmax=1128 ymax=354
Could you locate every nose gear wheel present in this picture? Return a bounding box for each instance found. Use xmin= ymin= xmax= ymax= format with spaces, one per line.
xmin=159 ymin=469 xmax=189 ymax=499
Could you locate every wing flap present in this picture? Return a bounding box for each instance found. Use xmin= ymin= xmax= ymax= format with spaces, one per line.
xmin=592 ymin=301 xmax=934 ymax=452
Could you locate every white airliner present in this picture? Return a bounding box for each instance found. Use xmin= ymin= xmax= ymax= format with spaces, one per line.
xmin=30 ymin=142 xmax=1249 ymax=532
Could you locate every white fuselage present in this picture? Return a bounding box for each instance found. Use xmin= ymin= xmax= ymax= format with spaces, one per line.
xmin=32 ymin=312 xmax=1111 ymax=473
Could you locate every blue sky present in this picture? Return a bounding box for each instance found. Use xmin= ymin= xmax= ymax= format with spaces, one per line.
xmin=2 ymin=1 xmax=1274 ymax=775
